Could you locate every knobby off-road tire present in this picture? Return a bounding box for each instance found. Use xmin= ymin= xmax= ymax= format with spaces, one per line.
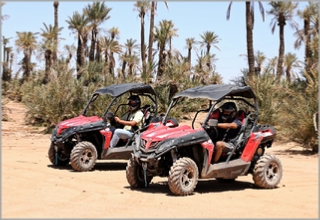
xmin=70 ymin=141 xmax=97 ymax=172
xmin=126 ymin=157 xmax=153 ymax=188
xmin=48 ymin=143 xmax=70 ymax=166
xmin=252 ymin=154 xmax=283 ymax=189
xmin=168 ymin=157 xmax=199 ymax=196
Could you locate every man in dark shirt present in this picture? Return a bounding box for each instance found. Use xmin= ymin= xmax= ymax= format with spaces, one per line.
xmin=213 ymin=102 xmax=242 ymax=163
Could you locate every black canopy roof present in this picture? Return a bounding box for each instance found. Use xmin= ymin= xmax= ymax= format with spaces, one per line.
xmin=173 ymin=84 xmax=256 ymax=101
xmin=94 ymin=82 xmax=156 ymax=97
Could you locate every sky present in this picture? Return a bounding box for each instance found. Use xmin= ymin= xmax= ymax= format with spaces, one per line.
xmin=1 ymin=1 xmax=310 ymax=83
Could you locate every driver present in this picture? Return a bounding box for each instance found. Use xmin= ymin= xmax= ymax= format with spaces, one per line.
xmin=213 ymin=102 xmax=242 ymax=163
xmin=109 ymin=95 xmax=144 ymax=148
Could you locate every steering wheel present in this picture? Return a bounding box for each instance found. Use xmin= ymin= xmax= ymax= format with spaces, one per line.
xmin=106 ymin=112 xmax=118 ymax=127
xmin=203 ymin=122 xmax=219 ymax=140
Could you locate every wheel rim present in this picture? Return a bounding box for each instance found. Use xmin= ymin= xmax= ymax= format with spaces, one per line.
xmin=266 ymin=161 xmax=280 ymax=183
xmin=181 ymin=167 xmax=195 ymax=189
xmin=80 ymin=149 xmax=94 ymax=167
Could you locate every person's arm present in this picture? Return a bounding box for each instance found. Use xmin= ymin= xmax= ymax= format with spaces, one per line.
xmin=217 ymin=122 xmax=238 ymax=130
xmin=114 ymin=116 xmax=137 ymax=127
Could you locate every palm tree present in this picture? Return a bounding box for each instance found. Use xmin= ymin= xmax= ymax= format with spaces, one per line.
xmin=66 ymin=11 xmax=89 ymax=77
xmin=2 ymin=36 xmax=11 ymax=61
xmin=106 ymin=27 xmax=120 ymax=63
xmin=254 ymin=50 xmax=267 ymax=75
xmin=185 ymin=38 xmax=197 ymax=71
xmin=198 ymin=31 xmax=220 ymax=70
xmin=63 ymin=44 xmax=76 ymax=65
xmin=40 ymin=22 xmax=64 ymax=83
xmin=121 ymin=38 xmax=139 ymax=76
xmin=267 ymin=1 xmax=299 ymax=80
xmin=167 ymin=20 xmax=178 ymax=60
xmin=15 ymin=31 xmax=38 ymax=81
xmin=108 ymin=40 xmax=122 ymax=77
xmin=283 ymin=52 xmax=300 ymax=83
xmin=227 ymin=1 xmax=265 ymax=78
xmin=84 ymin=1 xmax=111 ymax=62
xmin=295 ymin=2 xmax=318 ymax=76
xmin=2 ymin=36 xmax=12 ymax=81
xmin=134 ymin=1 xmax=150 ymax=77
xmin=1 ymin=2 xmax=9 ymax=22
xmin=148 ymin=1 xmax=169 ymax=74
xmin=108 ymin=27 xmax=120 ymax=40
xmin=53 ymin=1 xmax=59 ymax=64
xmin=100 ymin=37 xmax=122 ymax=77
xmin=154 ymin=19 xmax=177 ymax=80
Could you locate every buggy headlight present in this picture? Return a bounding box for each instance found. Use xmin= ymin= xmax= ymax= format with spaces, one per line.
xmin=156 ymin=139 xmax=175 ymax=153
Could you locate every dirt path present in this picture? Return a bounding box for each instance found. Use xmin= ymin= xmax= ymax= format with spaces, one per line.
xmin=1 ymin=100 xmax=318 ymax=218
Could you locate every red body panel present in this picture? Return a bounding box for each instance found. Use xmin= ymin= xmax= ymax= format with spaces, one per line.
xmin=100 ymin=129 xmax=113 ymax=149
xmin=141 ymin=124 xmax=198 ymax=150
xmin=57 ymin=115 xmax=102 ymax=135
xmin=241 ymin=133 xmax=263 ymax=162
xmin=200 ymin=140 xmax=215 ymax=165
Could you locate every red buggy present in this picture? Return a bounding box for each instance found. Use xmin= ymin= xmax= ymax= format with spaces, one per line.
xmin=126 ymin=84 xmax=282 ymax=196
xmin=49 ymin=83 xmax=158 ymax=172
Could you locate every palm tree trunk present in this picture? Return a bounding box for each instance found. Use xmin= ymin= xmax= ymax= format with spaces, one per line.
xmin=96 ymin=40 xmax=101 ymax=62
xmin=304 ymin=18 xmax=312 ymax=75
xmin=121 ymin=52 xmax=127 ymax=77
xmin=53 ymin=1 xmax=59 ymax=64
xmin=109 ymin=53 xmax=115 ymax=77
xmin=141 ymin=13 xmax=147 ymax=77
xmin=157 ymin=46 xmax=165 ymax=80
xmin=23 ymin=51 xmax=31 ymax=81
xmin=206 ymin=45 xmax=211 ymax=70
xmin=187 ymin=48 xmax=191 ymax=71
xmin=44 ymin=49 xmax=52 ymax=84
xmin=76 ymin=36 xmax=82 ymax=74
xmin=277 ymin=17 xmax=285 ymax=80
xmin=286 ymin=67 xmax=291 ymax=83
xmin=148 ymin=1 xmax=155 ymax=70
xmin=121 ymin=60 xmax=127 ymax=78
xmin=246 ymin=2 xmax=255 ymax=79
xmin=89 ymin=30 xmax=97 ymax=62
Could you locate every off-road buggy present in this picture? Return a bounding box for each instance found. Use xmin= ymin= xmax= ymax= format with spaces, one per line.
xmin=49 ymin=82 xmax=158 ymax=172
xmin=126 ymin=84 xmax=283 ymax=196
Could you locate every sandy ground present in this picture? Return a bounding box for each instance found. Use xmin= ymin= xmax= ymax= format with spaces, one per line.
xmin=1 ymin=100 xmax=318 ymax=218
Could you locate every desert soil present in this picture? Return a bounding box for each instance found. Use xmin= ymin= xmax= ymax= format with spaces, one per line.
xmin=1 ymin=100 xmax=318 ymax=218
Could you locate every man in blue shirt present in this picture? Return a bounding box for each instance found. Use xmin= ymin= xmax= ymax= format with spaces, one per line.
xmin=213 ymin=102 xmax=242 ymax=163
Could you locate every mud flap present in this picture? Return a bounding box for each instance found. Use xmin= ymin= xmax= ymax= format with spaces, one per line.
xmin=54 ymin=145 xmax=58 ymax=166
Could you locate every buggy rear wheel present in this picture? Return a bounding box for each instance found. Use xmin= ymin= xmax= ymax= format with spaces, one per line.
xmin=48 ymin=143 xmax=70 ymax=166
xmin=252 ymin=154 xmax=283 ymax=189
xmin=168 ymin=157 xmax=199 ymax=196
xmin=126 ymin=157 xmax=153 ymax=188
xmin=70 ymin=141 xmax=97 ymax=172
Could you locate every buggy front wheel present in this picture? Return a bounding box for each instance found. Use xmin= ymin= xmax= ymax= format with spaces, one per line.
xmin=70 ymin=141 xmax=97 ymax=172
xmin=168 ymin=157 xmax=199 ymax=196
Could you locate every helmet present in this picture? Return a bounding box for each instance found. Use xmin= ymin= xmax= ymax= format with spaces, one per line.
xmin=128 ymin=95 xmax=141 ymax=111
xmin=220 ymin=102 xmax=237 ymax=123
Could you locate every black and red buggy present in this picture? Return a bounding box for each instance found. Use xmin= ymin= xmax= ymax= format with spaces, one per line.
xmin=126 ymin=84 xmax=283 ymax=196
xmin=49 ymin=83 xmax=158 ymax=172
